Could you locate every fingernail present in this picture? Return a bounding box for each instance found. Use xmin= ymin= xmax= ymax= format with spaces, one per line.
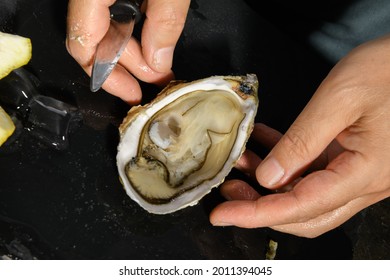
xmin=259 ymin=157 xmax=284 ymax=187
xmin=152 ymin=47 xmax=174 ymax=72
xmin=212 ymin=221 xmax=232 ymax=227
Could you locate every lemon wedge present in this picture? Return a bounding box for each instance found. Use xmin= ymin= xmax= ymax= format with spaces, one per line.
xmin=0 ymin=106 xmax=15 ymax=146
xmin=0 ymin=31 xmax=32 ymax=145
xmin=0 ymin=31 xmax=32 ymax=80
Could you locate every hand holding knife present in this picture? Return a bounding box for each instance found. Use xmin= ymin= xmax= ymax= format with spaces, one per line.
xmin=90 ymin=0 xmax=144 ymax=92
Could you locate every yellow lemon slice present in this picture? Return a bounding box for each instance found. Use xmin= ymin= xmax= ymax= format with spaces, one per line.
xmin=0 ymin=31 xmax=32 ymax=146
xmin=0 ymin=106 xmax=15 ymax=146
xmin=0 ymin=31 xmax=32 ymax=80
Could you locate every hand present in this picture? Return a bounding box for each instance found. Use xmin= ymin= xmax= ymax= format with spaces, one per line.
xmin=66 ymin=0 xmax=191 ymax=104
xmin=210 ymin=34 xmax=390 ymax=238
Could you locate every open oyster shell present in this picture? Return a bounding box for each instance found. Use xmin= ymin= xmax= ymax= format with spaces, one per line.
xmin=117 ymin=74 xmax=259 ymax=214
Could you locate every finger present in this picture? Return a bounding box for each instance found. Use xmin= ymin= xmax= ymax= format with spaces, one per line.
xmin=75 ymin=61 xmax=142 ymax=104
xmin=142 ymin=0 xmax=191 ymax=72
xmin=270 ymin=190 xmax=388 ymax=238
xmin=211 ymin=150 xmax=371 ymax=228
xmin=236 ymin=123 xmax=282 ymax=178
xmin=100 ymin=65 xmax=143 ymax=104
xmin=66 ymin=0 xmax=116 ymax=67
xmin=236 ymin=150 xmax=262 ymax=178
xmin=250 ymin=124 xmax=344 ymax=175
xmin=270 ymin=199 xmax=362 ymax=238
xmin=255 ymin=86 xmax=360 ymax=189
xmin=220 ymin=180 xmax=261 ymax=201
xmin=119 ymin=37 xmax=174 ymax=85
xmin=66 ymin=0 xmax=144 ymax=101
xmin=251 ymin=123 xmax=283 ymax=149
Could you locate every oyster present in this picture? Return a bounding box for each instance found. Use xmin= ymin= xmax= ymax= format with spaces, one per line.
xmin=116 ymin=74 xmax=259 ymax=214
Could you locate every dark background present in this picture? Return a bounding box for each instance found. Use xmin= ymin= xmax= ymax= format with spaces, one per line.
xmin=0 ymin=0 xmax=389 ymax=259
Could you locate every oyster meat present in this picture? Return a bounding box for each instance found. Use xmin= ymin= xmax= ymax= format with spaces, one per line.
xmin=116 ymin=74 xmax=259 ymax=214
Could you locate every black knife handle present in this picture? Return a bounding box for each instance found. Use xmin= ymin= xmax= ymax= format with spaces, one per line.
xmin=109 ymin=0 xmax=144 ymax=23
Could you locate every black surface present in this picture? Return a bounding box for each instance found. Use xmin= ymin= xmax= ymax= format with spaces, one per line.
xmin=0 ymin=0 xmax=389 ymax=259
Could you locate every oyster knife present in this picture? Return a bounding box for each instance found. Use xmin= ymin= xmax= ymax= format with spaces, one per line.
xmin=90 ymin=0 xmax=143 ymax=92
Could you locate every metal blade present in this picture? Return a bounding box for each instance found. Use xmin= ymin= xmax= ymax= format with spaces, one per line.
xmin=90 ymin=15 xmax=135 ymax=92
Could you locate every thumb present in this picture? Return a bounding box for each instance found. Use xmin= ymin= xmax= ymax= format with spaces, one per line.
xmin=256 ymin=90 xmax=356 ymax=189
xmin=142 ymin=0 xmax=191 ymax=72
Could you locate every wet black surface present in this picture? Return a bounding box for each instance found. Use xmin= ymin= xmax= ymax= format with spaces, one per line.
xmin=0 ymin=0 xmax=389 ymax=259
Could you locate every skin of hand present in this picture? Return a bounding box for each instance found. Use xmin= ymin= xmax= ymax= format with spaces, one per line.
xmin=210 ymin=34 xmax=390 ymax=238
xmin=66 ymin=0 xmax=191 ymax=104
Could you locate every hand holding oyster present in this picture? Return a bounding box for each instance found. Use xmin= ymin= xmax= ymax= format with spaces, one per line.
xmin=117 ymin=74 xmax=259 ymax=214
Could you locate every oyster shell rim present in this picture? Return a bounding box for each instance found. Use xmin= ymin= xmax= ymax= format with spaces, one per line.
xmin=116 ymin=74 xmax=259 ymax=214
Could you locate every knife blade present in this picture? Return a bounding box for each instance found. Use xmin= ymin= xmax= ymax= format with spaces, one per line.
xmin=90 ymin=0 xmax=143 ymax=92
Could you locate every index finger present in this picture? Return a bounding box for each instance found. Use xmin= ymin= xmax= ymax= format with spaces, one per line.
xmin=66 ymin=0 xmax=116 ymax=67
xmin=210 ymin=150 xmax=371 ymax=228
